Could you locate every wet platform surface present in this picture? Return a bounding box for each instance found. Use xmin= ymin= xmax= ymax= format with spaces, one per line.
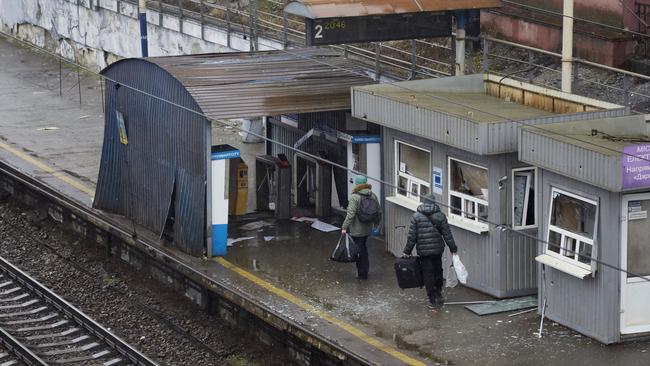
xmin=1 ymin=38 xmax=650 ymax=365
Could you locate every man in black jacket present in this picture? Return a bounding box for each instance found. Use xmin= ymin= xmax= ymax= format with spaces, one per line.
xmin=403 ymin=194 xmax=458 ymax=308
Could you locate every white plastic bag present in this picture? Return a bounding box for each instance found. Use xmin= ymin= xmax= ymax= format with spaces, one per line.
xmin=446 ymin=260 xmax=458 ymax=288
xmin=453 ymin=255 xmax=468 ymax=284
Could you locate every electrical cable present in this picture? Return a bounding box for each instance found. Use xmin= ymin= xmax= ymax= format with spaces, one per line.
xmin=502 ymin=0 xmax=650 ymax=39
xmin=1 ymin=29 xmax=649 ymax=283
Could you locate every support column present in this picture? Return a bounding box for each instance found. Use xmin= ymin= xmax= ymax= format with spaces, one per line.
xmin=139 ymin=0 xmax=148 ymax=57
xmin=455 ymin=11 xmax=467 ymax=76
xmin=561 ymin=0 xmax=574 ymax=93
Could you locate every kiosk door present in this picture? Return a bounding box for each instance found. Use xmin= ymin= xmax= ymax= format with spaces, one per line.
xmin=347 ymin=139 xmax=381 ymax=201
xmin=621 ymin=194 xmax=650 ymax=334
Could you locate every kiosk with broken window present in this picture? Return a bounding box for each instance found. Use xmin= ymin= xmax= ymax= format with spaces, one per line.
xmin=520 ymin=114 xmax=650 ymax=343
xmin=352 ymin=73 xmax=624 ymax=297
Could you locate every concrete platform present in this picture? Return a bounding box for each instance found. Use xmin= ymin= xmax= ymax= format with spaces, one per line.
xmin=1 ymin=37 xmax=650 ymax=366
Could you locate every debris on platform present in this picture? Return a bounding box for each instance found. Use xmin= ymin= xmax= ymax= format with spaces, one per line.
xmin=310 ymin=220 xmax=339 ymax=233
xmin=240 ymin=220 xmax=274 ymax=231
xmin=36 ymin=126 xmax=59 ymax=131
xmin=264 ymin=236 xmax=274 ymax=242
xmin=227 ymin=237 xmax=255 ymax=246
xmin=291 ymin=216 xmax=317 ymax=223
xmin=465 ymin=296 xmax=537 ymax=316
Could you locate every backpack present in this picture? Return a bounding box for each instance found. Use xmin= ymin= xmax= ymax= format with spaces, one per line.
xmin=357 ymin=194 xmax=380 ymax=223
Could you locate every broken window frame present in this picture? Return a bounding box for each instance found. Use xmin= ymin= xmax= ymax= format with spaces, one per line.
xmin=546 ymin=188 xmax=599 ymax=271
xmin=394 ymin=140 xmax=431 ymax=203
xmin=512 ymin=167 xmax=538 ymax=230
xmin=447 ymin=157 xmax=489 ymax=233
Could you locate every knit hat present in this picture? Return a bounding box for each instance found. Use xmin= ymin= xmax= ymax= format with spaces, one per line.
xmin=355 ymin=175 xmax=368 ymax=185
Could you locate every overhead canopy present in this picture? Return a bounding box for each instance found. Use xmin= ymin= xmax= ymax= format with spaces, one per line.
xmin=147 ymin=48 xmax=374 ymax=120
xmin=285 ymin=0 xmax=502 ymax=18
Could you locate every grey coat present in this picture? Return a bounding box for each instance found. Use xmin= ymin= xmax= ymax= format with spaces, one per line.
xmin=403 ymin=202 xmax=458 ymax=256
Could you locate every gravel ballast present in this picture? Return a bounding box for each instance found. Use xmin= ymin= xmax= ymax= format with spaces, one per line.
xmin=0 ymin=198 xmax=289 ymax=366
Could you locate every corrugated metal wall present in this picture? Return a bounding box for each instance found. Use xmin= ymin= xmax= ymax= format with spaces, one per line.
xmin=94 ymin=59 xmax=210 ymax=256
xmin=486 ymin=108 xmax=628 ymax=154
xmin=354 ymin=90 xmax=482 ymax=154
xmin=537 ymin=170 xmax=621 ymax=344
xmin=519 ymin=129 xmax=621 ymax=191
xmin=383 ymin=128 xmax=537 ymax=298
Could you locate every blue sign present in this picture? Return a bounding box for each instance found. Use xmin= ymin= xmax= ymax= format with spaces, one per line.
xmin=352 ymin=135 xmax=381 ymax=144
xmin=211 ymin=150 xmax=240 ymax=161
xmin=433 ymin=167 xmax=443 ymax=195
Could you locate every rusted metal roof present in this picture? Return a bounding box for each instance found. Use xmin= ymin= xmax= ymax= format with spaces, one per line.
xmin=285 ymin=0 xmax=502 ymax=18
xmin=146 ymin=48 xmax=374 ymax=120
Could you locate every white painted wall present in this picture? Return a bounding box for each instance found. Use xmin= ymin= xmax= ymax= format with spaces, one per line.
xmin=0 ymin=0 xmax=284 ymax=70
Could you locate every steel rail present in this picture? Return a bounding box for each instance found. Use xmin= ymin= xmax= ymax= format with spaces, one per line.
xmin=0 ymin=161 xmax=372 ymax=366
xmin=0 ymin=327 xmax=47 ymax=366
xmin=0 ymin=255 xmax=158 ymax=366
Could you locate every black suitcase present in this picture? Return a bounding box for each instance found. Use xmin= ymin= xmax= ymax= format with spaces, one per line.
xmin=394 ymin=257 xmax=423 ymax=289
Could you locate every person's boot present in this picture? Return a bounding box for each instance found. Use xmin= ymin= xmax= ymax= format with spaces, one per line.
xmin=427 ymin=294 xmax=440 ymax=309
xmin=434 ymin=288 xmax=445 ymax=307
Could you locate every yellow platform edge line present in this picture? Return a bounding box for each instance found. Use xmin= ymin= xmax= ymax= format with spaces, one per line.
xmin=0 ymin=141 xmax=95 ymax=196
xmin=215 ymin=258 xmax=427 ymax=366
xmin=0 ymin=139 xmax=426 ymax=366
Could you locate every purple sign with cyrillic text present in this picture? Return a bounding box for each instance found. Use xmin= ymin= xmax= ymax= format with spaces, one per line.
xmin=622 ymin=144 xmax=650 ymax=190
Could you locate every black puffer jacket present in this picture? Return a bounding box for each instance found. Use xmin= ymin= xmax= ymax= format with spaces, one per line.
xmin=403 ymin=201 xmax=458 ymax=256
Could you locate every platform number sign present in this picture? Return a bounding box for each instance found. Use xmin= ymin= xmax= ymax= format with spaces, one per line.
xmin=305 ymin=12 xmax=452 ymax=46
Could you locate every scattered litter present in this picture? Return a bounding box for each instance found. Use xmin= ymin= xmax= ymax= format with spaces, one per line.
xmin=291 ymin=216 xmax=317 ymax=223
xmin=311 ymin=220 xmax=340 ymax=232
xmin=227 ymin=236 xmax=254 ymax=246
xmin=264 ymin=236 xmax=274 ymax=242
xmin=79 ymin=115 xmax=89 ymax=119
xmin=240 ymin=220 xmax=273 ymax=231
xmin=37 ymin=126 xmax=59 ymax=131
xmin=465 ymin=296 xmax=537 ymax=316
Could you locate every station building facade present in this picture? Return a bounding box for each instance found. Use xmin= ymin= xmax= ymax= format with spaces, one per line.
xmin=351 ymin=74 xmax=624 ymax=298
xmin=520 ymin=114 xmax=650 ymax=343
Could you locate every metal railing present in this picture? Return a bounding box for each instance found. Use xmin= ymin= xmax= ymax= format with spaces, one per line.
xmin=65 ymin=0 xmax=650 ymax=111
xmin=480 ymin=35 xmax=650 ymax=112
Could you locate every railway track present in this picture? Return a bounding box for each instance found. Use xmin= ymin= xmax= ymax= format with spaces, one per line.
xmin=0 ymin=256 xmax=158 ymax=366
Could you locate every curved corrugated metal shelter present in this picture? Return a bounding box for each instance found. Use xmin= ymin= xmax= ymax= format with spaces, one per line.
xmin=94 ymin=49 xmax=374 ymax=256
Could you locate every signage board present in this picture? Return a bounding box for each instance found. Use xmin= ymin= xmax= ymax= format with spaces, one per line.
xmin=622 ymin=144 xmax=650 ymax=190
xmin=305 ymin=12 xmax=451 ymax=46
xmin=351 ymin=135 xmax=381 ymax=144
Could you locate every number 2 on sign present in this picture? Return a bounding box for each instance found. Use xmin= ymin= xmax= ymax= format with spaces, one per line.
xmin=314 ymin=25 xmax=323 ymax=38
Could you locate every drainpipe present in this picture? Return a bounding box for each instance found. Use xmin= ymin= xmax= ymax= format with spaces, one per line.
xmin=561 ymin=0 xmax=573 ymax=93
xmin=139 ymin=0 xmax=149 ymax=57
xmin=455 ymin=11 xmax=467 ymax=76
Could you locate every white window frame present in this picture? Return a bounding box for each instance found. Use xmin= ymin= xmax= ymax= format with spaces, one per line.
xmin=545 ymin=188 xmax=599 ymax=271
xmin=448 ymin=157 xmax=489 ymax=233
xmin=394 ymin=140 xmax=431 ymax=203
xmin=512 ymin=167 xmax=538 ymax=230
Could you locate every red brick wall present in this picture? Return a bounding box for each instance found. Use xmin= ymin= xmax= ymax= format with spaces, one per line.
xmin=481 ymin=0 xmax=640 ymax=66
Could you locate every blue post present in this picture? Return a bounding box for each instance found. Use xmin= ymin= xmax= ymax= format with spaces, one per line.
xmin=139 ymin=0 xmax=148 ymax=57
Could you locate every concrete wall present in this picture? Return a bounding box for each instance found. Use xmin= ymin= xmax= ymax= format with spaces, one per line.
xmin=0 ymin=0 xmax=283 ymax=71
